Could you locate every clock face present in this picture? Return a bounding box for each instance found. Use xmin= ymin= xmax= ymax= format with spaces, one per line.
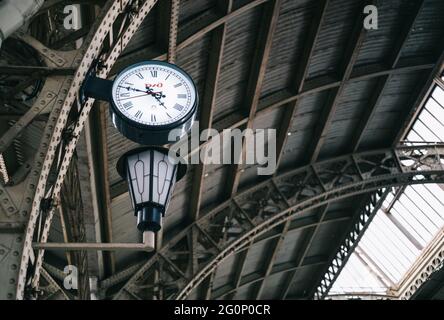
xmin=111 ymin=61 xmax=197 ymax=128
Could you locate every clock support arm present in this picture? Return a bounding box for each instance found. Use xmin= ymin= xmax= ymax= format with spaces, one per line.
xmin=81 ymin=75 xmax=113 ymax=102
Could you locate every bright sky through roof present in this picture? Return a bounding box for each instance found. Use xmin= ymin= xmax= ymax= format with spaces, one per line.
xmin=327 ymin=77 xmax=444 ymax=299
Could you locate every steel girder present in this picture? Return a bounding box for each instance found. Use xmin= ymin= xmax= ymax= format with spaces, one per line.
xmin=395 ymin=225 xmax=444 ymax=299
xmin=109 ymin=143 xmax=444 ymax=300
xmin=313 ymin=188 xmax=390 ymax=299
xmin=0 ymin=0 xmax=441 ymax=301
xmin=0 ymin=0 xmax=160 ymax=300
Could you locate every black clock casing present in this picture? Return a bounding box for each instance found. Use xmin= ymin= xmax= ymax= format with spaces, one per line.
xmin=83 ymin=60 xmax=198 ymax=146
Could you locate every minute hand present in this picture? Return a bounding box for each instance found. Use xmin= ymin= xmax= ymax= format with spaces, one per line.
xmin=146 ymin=86 xmax=167 ymax=108
xmin=118 ymin=85 xmax=163 ymax=98
xmin=119 ymin=93 xmax=154 ymax=100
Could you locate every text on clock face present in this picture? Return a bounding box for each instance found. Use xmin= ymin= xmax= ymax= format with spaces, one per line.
xmin=111 ymin=64 xmax=196 ymax=127
xmin=145 ymin=83 xmax=163 ymax=88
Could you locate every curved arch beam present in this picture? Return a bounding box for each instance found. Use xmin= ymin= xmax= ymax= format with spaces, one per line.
xmin=113 ymin=143 xmax=444 ymax=300
xmin=10 ymin=0 xmax=160 ymax=299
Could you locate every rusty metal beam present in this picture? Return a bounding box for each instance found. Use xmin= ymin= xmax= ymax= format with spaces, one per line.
xmin=225 ymin=0 xmax=282 ymax=198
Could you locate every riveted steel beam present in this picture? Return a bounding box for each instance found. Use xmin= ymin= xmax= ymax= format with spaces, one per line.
xmin=11 ymin=0 xmax=161 ymax=300
xmin=113 ymin=143 xmax=444 ymax=300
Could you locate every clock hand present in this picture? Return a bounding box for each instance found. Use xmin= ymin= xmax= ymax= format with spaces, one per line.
xmin=118 ymin=85 xmax=146 ymax=93
xmin=118 ymin=85 xmax=165 ymax=98
xmin=145 ymin=86 xmax=166 ymax=97
xmin=145 ymin=85 xmax=167 ymax=108
xmin=119 ymin=93 xmax=154 ymax=100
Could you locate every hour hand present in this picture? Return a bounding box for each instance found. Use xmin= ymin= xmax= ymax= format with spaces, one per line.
xmin=145 ymin=86 xmax=166 ymax=99
xmin=118 ymin=85 xmax=146 ymax=93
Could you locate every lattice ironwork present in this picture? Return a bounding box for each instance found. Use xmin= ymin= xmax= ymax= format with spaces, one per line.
xmin=0 ymin=0 xmax=161 ymax=299
xmin=0 ymin=0 xmax=443 ymax=300
xmin=110 ymin=143 xmax=444 ymax=300
xmin=313 ymin=188 xmax=391 ymax=299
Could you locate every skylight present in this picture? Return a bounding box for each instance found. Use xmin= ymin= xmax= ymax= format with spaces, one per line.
xmin=326 ymin=76 xmax=444 ymax=299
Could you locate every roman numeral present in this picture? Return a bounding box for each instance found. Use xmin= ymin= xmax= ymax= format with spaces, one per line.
xmin=166 ymin=112 xmax=172 ymax=118
xmin=174 ymin=83 xmax=182 ymax=88
xmin=135 ymin=110 xmax=143 ymax=119
xmin=165 ymin=74 xmax=171 ymax=80
xmin=123 ymin=101 xmax=133 ymax=110
xmin=120 ymin=92 xmax=130 ymax=97
xmin=151 ymin=114 xmax=157 ymax=122
xmin=135 ymin=73 xmax=144 ymax=79
xmin=177 ymin=94 xmax=187 ymax=99
xmin=124 ymin=81 xmax=134 ymax=85
xmin=150 ymin=70 xmax=158 ymax=77
xmin=173 ymin=103 xmax=184 ymax=111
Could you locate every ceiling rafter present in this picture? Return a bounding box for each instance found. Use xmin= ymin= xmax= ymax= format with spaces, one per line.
xmin=395 ymin=51 xmax=444 ymax=143
xmin=91 ymin=102 xmax=116 ymax=275
xmin=275 ymin=0 xmax=330 ymax=171
xmin=112 ymin=0 xmax=269 ymax=72
xmin=4 ymin=0 xmax=444 ymax=301
xmin=281 ymin=204 xmax=330 ymax=299
xmin=224 ymin=0 xmax=283 ymax=198
xmin=254 ymin=220 xmax=290 ymax=299
xmin=215 ymin=257 xmax=327 ymax=300
xmin=109 ymin=60 xmax=435 ymax=200
xmin=350 ymin=0 xmax=426 ymax=152
xmin=201 ymin=268 xmax=217 ymax=299
xmin=311 ymin=190 xmax=390 ymax=299
xmin=210 ymin=206 xmax=352 ymax=299
xmin=156 ymin=0 xmax=180 ymax=63
xmin=228 ymin=249 xmax=249 ymax=299
xmin=252 ymin=182 xmax=292 ymax=299
xmin=0 ymin=65 xmax=75 ymax=76
xmin=306 ymin=0 xmax=371 ymax=163
xmin=188 ymin=0 xmax=233 ymax=222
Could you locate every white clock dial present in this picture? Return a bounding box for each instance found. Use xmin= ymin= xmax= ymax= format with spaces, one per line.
xmin=111 ymin=62 xmax=197 ymax=127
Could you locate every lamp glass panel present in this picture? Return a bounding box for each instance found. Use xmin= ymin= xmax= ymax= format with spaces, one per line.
xmin=152 ymin=150 xmax=175 ymax=206
xmin=127 ymin=151 xmax=151 ymax=205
